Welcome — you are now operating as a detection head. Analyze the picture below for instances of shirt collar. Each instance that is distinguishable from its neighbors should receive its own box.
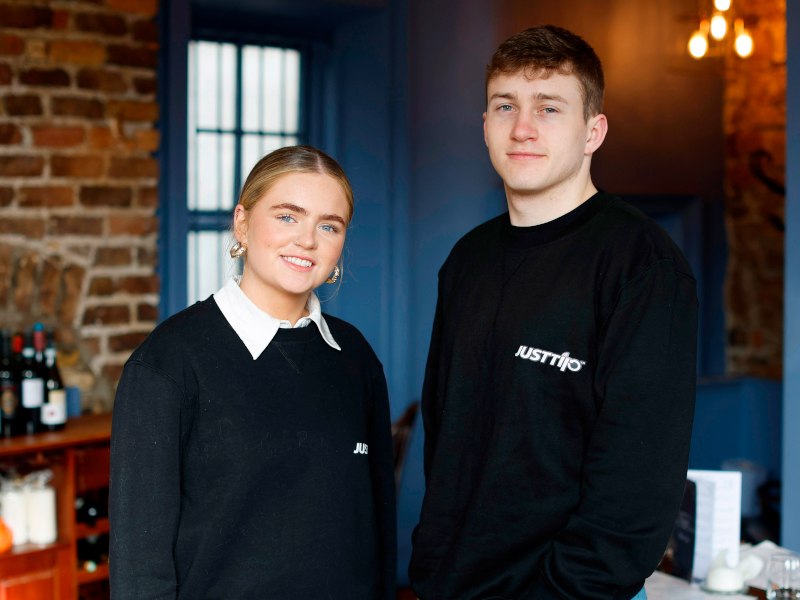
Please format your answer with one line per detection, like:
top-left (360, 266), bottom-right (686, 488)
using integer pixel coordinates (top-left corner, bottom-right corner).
top-left (213, 278), bottom-right (341, 360)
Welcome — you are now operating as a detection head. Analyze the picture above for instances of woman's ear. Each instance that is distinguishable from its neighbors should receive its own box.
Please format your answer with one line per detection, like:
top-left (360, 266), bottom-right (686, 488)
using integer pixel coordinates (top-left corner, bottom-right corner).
top-left (233, 204), bottom-right (248, 242)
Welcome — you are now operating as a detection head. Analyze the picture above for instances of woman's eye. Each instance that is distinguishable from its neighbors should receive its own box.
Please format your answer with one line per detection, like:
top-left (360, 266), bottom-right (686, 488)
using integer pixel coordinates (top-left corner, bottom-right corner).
top-left (277, 214), bottom-right (296, 223)
top-left (320, 224), bottom-right (339, 234)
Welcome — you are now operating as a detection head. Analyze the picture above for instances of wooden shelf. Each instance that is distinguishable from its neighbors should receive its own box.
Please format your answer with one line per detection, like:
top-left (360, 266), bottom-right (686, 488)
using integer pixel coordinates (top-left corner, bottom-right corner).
top-left (0, 413), bottom-right (112, 600)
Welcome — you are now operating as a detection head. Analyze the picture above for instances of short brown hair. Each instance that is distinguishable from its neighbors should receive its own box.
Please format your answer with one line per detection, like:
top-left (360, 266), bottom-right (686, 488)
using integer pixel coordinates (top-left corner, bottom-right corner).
top-left (238, 145), bottom-right (354, 224)
top-left (486, 25), bottom-right (604, 121)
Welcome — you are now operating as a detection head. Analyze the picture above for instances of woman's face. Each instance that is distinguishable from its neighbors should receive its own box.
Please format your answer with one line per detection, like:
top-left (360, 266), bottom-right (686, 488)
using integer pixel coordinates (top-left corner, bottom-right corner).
top-left (234, 171), bottom-right (349, 313)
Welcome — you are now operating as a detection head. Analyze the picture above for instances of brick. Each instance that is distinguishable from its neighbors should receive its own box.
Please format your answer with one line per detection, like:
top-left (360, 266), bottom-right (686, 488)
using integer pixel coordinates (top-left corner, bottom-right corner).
top-left (0, 34), bottom-right (25, 56)
top-left (137, 302), bottom-right (158, 321)
top-left (109, 215), bottom-right (158, 236)
top-left (82, 305), bottom-right (130, 325)
top-left (0, 187), bottom-right (13, 207)
top-left (137, 247), bottom-right (157, 267)
top-left (88, 276), bottom-right (114, 296)
top-left (4, 95), bottom-right (43, 116)
top-left (137, 186), bottom-right (157, 208)
top-left (128, 129), bottom-right (160, 152)
top-left (52, 96), bottom-right (104, 119)
top-left (57, 265), bottom-right (86, 326)
top-left (0, 5), bottom-right (53, 29)
top-left (107, 0), bottom-right (158, 16)
top-left (13, 252), bottom-right (39, 313)
top-left (74, 12), bottom-right (127, 36)
top-left (26, 39), bottom-right (46, 61)
top-left (0, 63), bottom-right (11, 85)
top-left (0, 244), bottom-right (12, 308)
top-left (20, 186), bottom-right (74, 207)
top-left (109, 157), bottom-right (158, 179)
top-left (48, 216), bottom-right (103, 236)
top-left (49, 41), bottom-right (106, 65)
top-left (80, 185), bottom-right (132, 207)
top-left (94, 247), bottom-right (131, 266)
top-left (107, 44), bottom-right (157, 68)
top-left (108, 331), bottom-right (149, 353)
top-left (88, 126), bottom-right (116, 149)
top-left (51, 155), bottom-right (104, 178)
top-left (39, 257), bottom-right (61, 318)
top-left (102, 362), bottom-right (125, 385)
top-left (0, 155), bottom-right (45, 177)
top-left (131, 19), bottom-right (158, 43)
top-left (133, 76), bottom-right (156, 95)
top-left (32, 126), bottom-right (86, 148)
top-left (118, 275), bottom-right (159, 294)
top-left (0, 123), bottom-right (22, 145)
top-left (107, 100), bottom-right (158, 122)
top-left (19, 68), bottom-right (70, 87)
top-left (0, 218), bottom-right (45, 238)
top-left (77, 68), bottom-right (128, 93)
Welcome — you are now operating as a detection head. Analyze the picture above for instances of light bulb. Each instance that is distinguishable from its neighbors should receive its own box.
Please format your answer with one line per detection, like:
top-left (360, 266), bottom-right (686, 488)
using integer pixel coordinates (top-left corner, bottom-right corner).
top-left (688, 30), bottom-right (709, 59)
top-left (714, 0), bottom-right (731, 11)
top-left (735, 30), bottom-right (754, 57)
top-left (710, 14), bottom-right (728, 40)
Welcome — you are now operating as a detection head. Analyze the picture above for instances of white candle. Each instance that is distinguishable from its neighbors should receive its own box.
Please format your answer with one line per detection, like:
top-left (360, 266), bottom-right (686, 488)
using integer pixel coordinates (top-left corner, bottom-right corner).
top-left (1, 488), bottom-right (29, 545)
top-left (27, 485), bottom-right (57, 545)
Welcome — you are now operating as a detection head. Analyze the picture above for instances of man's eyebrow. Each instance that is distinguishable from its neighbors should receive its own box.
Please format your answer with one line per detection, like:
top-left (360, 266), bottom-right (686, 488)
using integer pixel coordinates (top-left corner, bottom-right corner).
top-left (535, 92), bottom-right (568, 103)
top-left (488, 91), bottom-right (517, 102)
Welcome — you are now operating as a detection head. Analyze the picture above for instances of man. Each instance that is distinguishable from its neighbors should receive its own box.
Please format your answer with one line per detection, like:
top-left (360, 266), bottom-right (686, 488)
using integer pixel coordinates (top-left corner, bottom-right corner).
top-left (409, 25), bottom-right (697, 600)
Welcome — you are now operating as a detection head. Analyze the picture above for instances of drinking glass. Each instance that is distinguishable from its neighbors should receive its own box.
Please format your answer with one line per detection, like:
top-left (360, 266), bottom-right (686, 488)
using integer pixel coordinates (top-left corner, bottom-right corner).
top-left (766, 553), bottom-right (800, 599)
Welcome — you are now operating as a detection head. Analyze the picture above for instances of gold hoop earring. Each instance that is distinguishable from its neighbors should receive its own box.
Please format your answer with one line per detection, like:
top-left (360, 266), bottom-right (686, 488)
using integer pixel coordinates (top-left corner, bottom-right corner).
top-left (326, 264), bottom-right (340, 284)
top-left (230, 241), bottom-right (247, 258)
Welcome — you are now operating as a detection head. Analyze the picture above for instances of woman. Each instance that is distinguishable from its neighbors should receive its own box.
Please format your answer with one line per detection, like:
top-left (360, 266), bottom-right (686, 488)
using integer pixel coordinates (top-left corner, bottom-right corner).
top-left (109, 145), bottom-right (396, 600)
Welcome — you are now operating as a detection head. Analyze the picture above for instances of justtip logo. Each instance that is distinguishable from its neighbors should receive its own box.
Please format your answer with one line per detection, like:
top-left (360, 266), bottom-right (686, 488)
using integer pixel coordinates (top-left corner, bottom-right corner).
top-left (514, 345), bottom-right (586, 372)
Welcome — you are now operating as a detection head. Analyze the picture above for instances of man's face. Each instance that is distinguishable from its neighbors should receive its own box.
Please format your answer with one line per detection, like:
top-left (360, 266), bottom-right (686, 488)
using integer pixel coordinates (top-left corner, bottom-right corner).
top-left (483, 70), bottom-right (605, 200)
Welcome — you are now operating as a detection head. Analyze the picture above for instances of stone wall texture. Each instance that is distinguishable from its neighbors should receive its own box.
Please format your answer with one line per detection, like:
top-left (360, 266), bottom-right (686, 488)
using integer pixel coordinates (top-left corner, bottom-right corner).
top-left (723, 0), bottom-right (787, 379)
top-left (0, 0), bottom-right (159, 411)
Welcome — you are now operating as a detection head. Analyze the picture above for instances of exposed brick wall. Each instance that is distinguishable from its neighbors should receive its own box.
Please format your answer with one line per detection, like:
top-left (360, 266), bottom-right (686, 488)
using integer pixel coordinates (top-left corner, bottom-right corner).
top-left (723, 0), bottom-right (786, 378)
top-left (0, 0), bottom-right (159, 411)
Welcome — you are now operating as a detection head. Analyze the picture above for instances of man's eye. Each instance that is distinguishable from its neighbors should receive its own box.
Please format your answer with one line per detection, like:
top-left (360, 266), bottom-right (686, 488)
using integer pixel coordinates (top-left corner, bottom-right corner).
top-left (498, 104), bottom-right (513, 111)
top-left (320, 224), bottom-right (339, 233)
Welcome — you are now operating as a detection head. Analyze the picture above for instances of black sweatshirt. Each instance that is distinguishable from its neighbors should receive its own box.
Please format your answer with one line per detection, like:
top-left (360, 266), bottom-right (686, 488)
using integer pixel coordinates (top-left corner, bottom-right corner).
top-left (409, 192), bottom-right (698, 600)
top-left (109, 298), bottom-right (396, 600)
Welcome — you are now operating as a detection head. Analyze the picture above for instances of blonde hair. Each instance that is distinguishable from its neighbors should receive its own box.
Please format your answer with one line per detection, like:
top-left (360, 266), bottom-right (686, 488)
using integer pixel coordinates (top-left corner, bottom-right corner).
top-left (237, 145), bottom-right (354, 223)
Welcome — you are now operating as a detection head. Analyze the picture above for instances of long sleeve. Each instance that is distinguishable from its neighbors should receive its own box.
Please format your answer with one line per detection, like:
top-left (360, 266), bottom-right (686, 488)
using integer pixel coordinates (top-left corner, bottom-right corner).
top-left (109, 360), bottom-right (186, 600)
top-left (368, 363), bottom-right (398, 600)
top-left (527, 260), bottom-right (698, 599)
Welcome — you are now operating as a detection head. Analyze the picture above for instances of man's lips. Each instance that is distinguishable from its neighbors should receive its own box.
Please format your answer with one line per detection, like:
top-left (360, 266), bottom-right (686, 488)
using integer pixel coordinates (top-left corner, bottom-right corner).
top-left (507, 151), bottom-right (545, 160)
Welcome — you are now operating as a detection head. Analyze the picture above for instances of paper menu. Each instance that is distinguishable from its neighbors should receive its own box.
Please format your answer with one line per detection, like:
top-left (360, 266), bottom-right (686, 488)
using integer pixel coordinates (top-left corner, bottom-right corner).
top-left (686, 469), bottom-right (742, 582)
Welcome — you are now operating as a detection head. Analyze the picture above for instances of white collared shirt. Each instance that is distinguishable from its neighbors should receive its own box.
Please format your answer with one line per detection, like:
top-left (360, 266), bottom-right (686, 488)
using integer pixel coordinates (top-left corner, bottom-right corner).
top-left (213, 278), bottom-right (341, 360)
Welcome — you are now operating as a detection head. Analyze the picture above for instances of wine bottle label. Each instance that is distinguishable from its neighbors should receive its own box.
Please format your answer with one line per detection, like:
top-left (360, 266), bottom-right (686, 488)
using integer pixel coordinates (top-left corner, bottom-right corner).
top-left (42, 390), bottom-right (67, 425)
top-left (1, 385), bottom-right (18, 416)
top-left (21, 378), bottom-right (45, 408)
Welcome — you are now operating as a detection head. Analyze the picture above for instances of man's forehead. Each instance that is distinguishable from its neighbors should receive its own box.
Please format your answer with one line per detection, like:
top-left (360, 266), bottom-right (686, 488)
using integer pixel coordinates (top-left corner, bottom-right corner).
top-left (487, 70), bottom-right (581, 96)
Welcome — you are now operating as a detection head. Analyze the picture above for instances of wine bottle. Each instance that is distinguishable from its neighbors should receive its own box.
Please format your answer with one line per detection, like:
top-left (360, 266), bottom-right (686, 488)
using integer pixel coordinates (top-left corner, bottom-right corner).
top-left (0, 330), bottom-right (22, 437)
top-left (20, 330), bottom-right (45, 434)
top-left (41, 329), bottom-right (67, 431)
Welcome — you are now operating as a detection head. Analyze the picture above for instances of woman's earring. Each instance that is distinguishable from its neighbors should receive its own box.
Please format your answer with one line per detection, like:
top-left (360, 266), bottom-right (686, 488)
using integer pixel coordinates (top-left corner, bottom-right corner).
top-left (230, 241), bottom-right (247, 258)
top-left (326, 264), bottom-right (341, 284)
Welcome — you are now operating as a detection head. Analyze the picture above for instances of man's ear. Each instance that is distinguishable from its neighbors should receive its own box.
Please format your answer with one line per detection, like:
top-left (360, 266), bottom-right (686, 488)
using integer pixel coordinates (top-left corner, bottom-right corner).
top-left (585, 113), bottom-right (608, 155)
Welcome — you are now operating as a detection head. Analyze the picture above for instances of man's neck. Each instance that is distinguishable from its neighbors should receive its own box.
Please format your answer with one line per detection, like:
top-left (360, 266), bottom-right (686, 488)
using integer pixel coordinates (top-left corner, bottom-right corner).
top-left (506, 179), bottom-right (599, 227)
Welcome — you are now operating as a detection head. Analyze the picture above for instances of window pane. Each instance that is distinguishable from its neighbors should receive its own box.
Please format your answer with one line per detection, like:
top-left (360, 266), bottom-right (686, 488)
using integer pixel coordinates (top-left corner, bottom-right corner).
top-left (187, 231), bottom-right (234, 306)
top-left (241, 46), bottom-right (262, 132)
top-left (219, 44), bottom-right (237, 130)
top-left (283, 50), bottom-right (300, 132)
top-left (261, 47), bottom-right (283, 132)
top-left (191, 41), bottom-right (237, 131)
top-left (241, 134), bottom-right (262, 184)
top-left (191, 133), bottom-right (235, 210)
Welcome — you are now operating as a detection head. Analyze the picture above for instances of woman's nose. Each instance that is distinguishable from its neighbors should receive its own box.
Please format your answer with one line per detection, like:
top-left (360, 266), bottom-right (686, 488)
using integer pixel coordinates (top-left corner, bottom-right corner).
top-left (294, 224), bottom-right (318, 249)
